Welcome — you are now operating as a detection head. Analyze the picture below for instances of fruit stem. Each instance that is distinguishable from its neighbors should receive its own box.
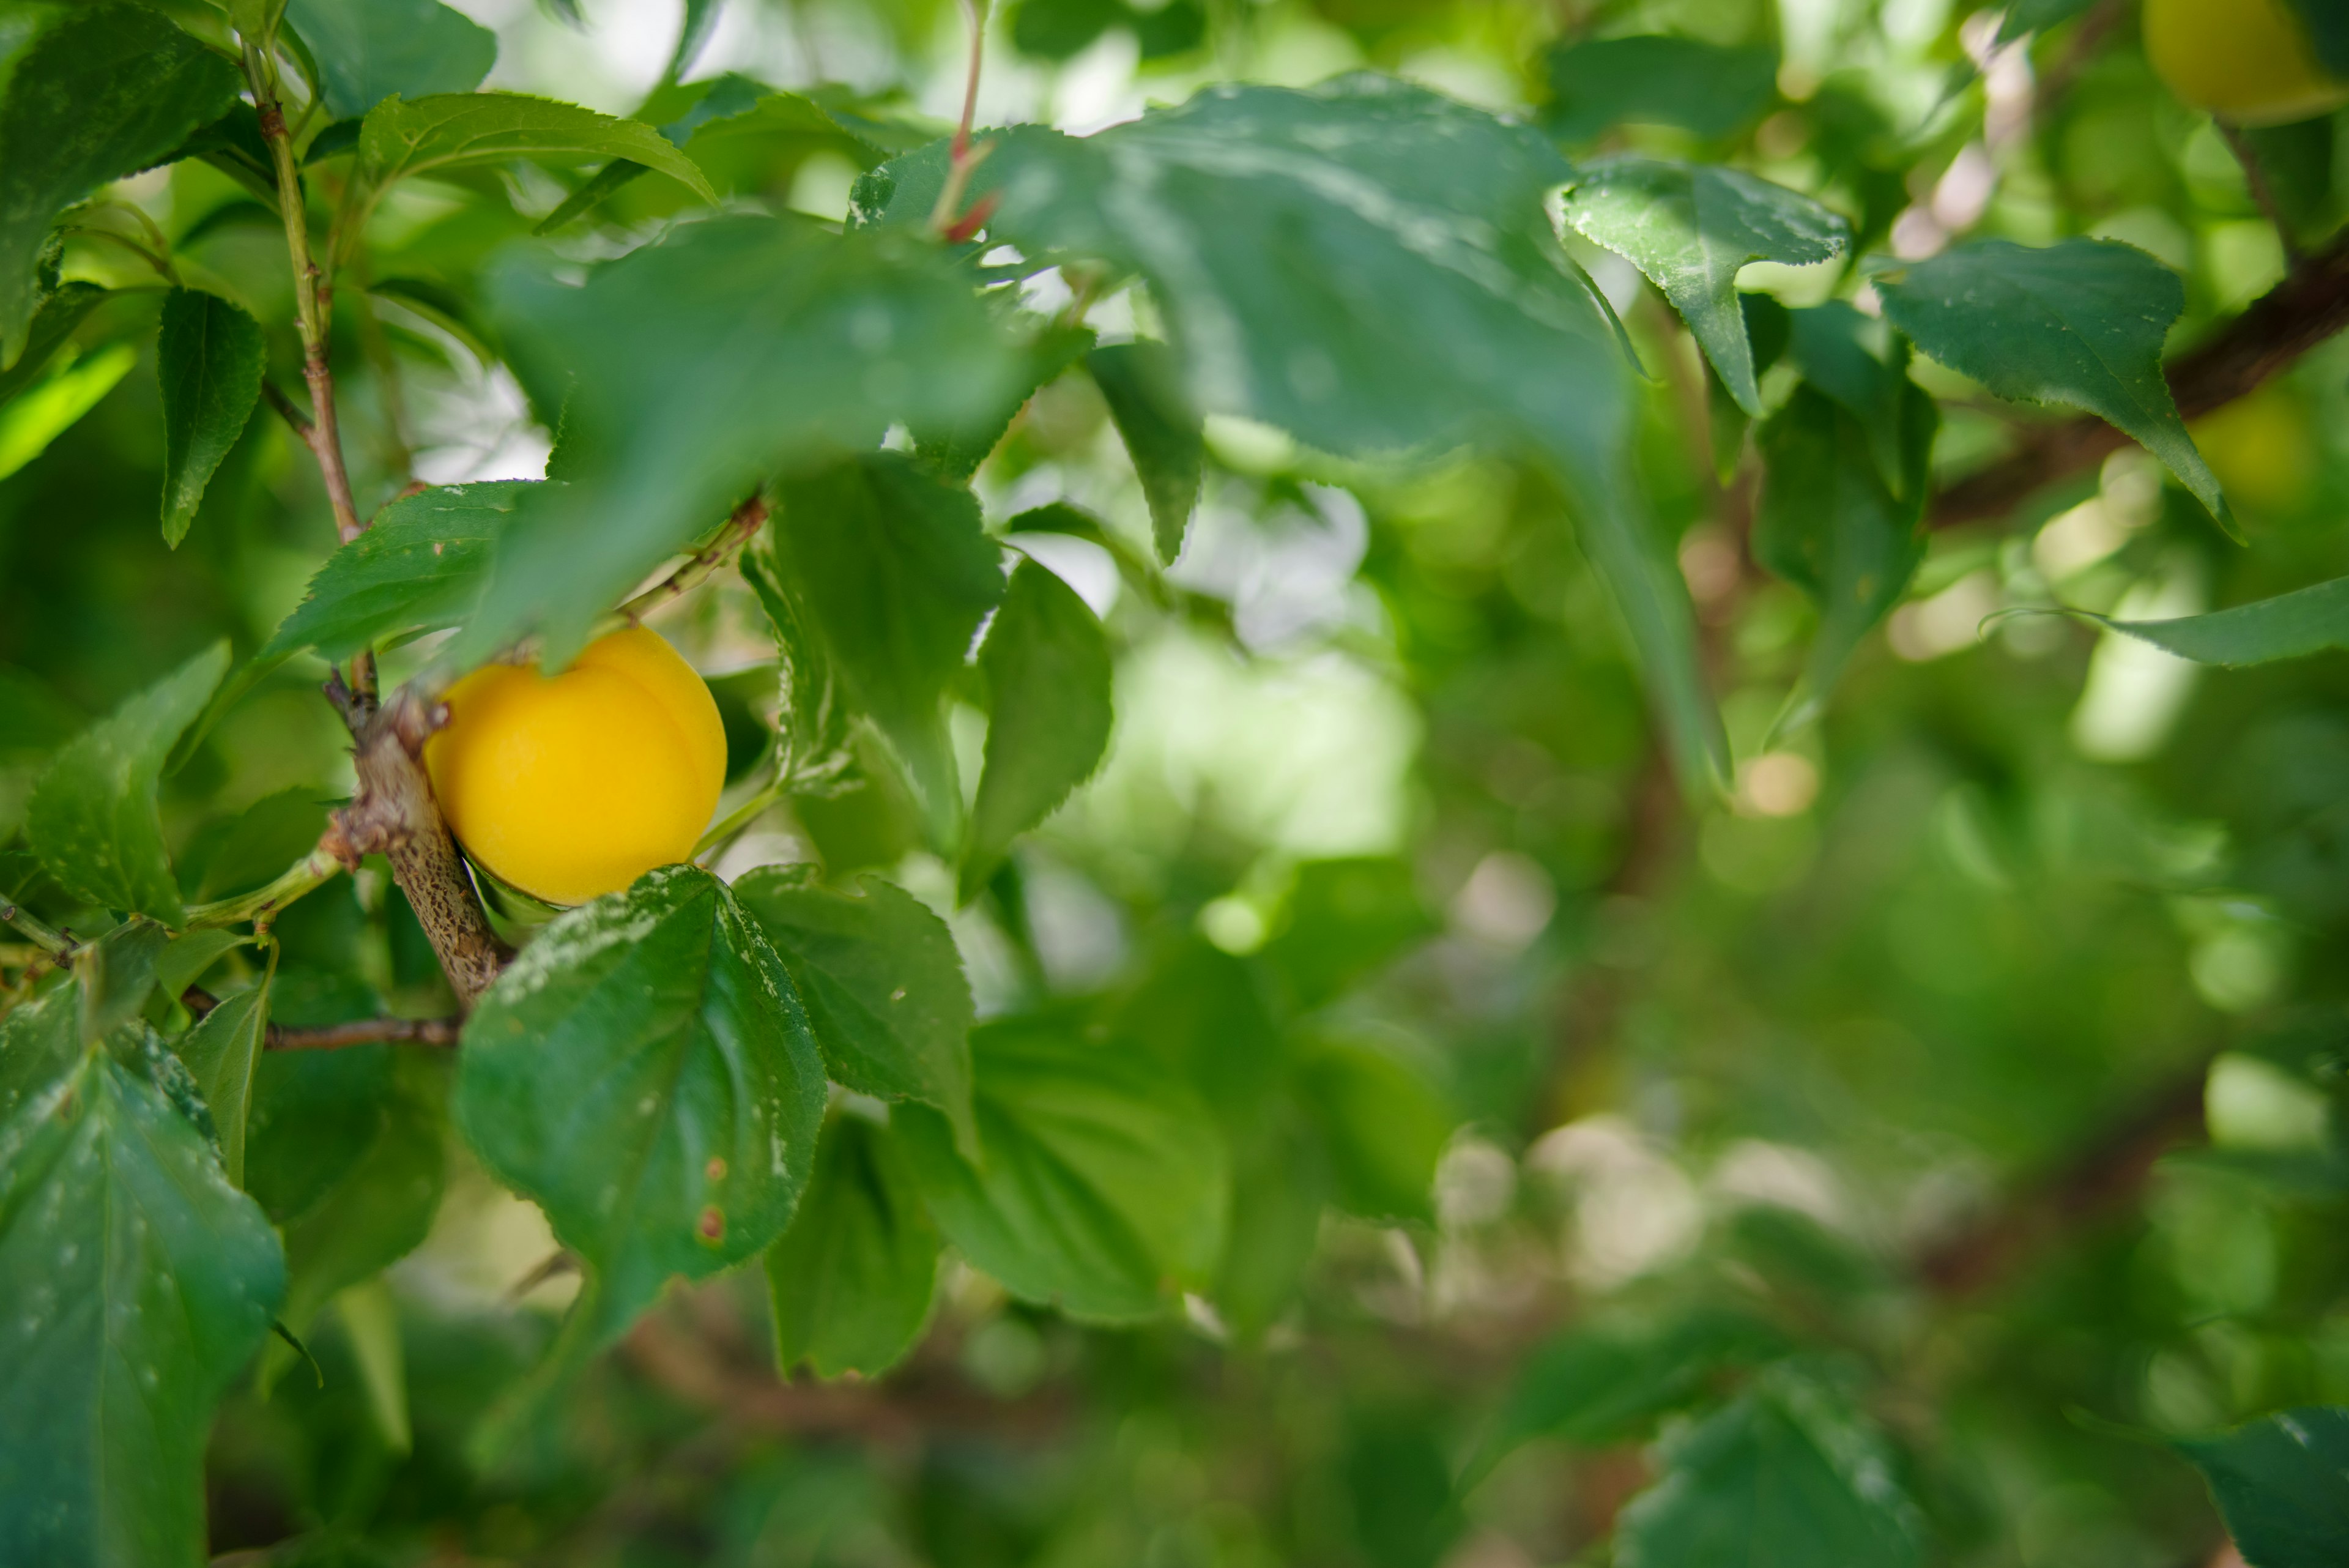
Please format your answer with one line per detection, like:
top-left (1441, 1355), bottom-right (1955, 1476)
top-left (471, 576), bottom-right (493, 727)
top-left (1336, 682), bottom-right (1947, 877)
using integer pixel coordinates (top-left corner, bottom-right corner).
top-left (694, 778), bottom-right (787, 861)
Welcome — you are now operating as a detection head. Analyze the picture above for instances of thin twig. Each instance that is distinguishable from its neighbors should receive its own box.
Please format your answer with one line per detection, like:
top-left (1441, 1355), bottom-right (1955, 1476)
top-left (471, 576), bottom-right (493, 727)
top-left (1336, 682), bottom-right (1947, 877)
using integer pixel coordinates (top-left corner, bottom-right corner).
top-left (2030, 0), bottom-right (2126, 111)
top-left (184, 987), bottom-right (459, 1050)
top-left (928, 0), bottom-right (996, 236)
top-left (614, 496), bottom-right (771, 626)
top-left (182, 845), bottom-right (344, 932)
top-left (260, 378), bottom-right (314, 437)
top-left (0, 904), bottom-right (74, 959)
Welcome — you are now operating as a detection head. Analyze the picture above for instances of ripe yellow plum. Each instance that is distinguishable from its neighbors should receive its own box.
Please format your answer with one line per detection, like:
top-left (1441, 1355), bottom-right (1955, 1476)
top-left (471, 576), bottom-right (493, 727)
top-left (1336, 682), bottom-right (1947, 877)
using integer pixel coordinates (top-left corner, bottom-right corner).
top-left (424, 626), bottom-right (727, 905)
top-left (2145, 0), bottom-right (2349, 126)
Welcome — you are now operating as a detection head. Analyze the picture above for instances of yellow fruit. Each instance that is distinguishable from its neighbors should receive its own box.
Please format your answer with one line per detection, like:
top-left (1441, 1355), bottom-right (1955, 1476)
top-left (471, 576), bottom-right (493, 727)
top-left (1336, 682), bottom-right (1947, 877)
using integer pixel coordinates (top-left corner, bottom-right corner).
top-left (424, 627), bottom-right (727, 905)
top-left (2145, 0), bottom-right (2349, 126)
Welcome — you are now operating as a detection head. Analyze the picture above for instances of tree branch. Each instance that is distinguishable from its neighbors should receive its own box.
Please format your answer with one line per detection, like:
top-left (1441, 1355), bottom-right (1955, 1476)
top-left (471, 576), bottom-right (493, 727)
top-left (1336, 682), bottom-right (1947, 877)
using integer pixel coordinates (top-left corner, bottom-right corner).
top-left (1929, 228), bottom-right (2349, 530)
top-left (613, 495), bottom-right (770, 626)
top-left (184, 987), bottom-right (459, 1050)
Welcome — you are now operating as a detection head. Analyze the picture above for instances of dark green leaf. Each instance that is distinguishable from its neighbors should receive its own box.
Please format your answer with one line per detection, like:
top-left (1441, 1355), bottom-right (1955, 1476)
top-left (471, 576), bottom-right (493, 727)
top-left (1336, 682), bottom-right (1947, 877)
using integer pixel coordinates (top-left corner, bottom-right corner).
top-left (766, 453), bottom-right (1006, 833)
top-left (75, 913), bottom-right (170, 1042)
top-left (468, 217), bottom-right (1017, 666)
top-left (27, 640), bottom-right (230, 924)
top-left (1874, 238), bottom-right (2232, 535)
top-left (1114, 936), bottom-right (1287, 1134)
top-left (244, 990), bottom-right (389, 1227)
top-left (2082, 575), bottom-right (2349, 666)
top-left (1754, 384), bottom-right (1935, 708)
top-left (176, 973), bottom-right (269, 1185)
top-left (284, 0), bottom-right (498, 121)
top-left (456, 864), bottom-right (828, 1342)
top-left (1262, 856), bottom-right (1434, 1009)
top-left (963, 559), bottom-right (1113, 900)
top-left (1562, 158), bottom-right (1848, 417)
top-left (1617, 1370), bottom-right (1923, 1568)
top-left (739, 545), bottom-right (858, 796)
top-left (2178, 1406), bottom-right (2349, 1568)
top-left (766, 1110), bottom-right (940, 1378)
top-left (1545, 34), bottom-right (1779, 143)
top-left (1212, 1112), bottom-right (1327, 1340)
top-left (2001, 0), bottom-right (2102, 42)
top-left (1088, 340), bottom-right (1202, 562)
top-left (914, 321), bottom-right (1093, 482)
top-left (358, 92), bottom-right (716, 204)
top-left (1783, 302), bottom-right (1915, 499)
top-left (151, 927), bottom-right (246, 1001)
top-left (0, 2), bottom-right (242, 366)
top-left (1296, 1038), bottom-right (1453, 1224)
top-left (262, 480), bottom-right (530, 661)
top-left (0, 281), bottom-right (107, 404)
top-left (156, 288), bottom-right (265, 548)
top-left (0, 663), bottom-right (81, 759)
top-left (732, 864), bottom-right (976, 1152)
top-left (0, 1043), bottom-right (284, 1568)
top-left (896, 1013), bottom-right (1229, 1321)
top-left (189, 787), bottom-right (332, 902)
top-left (278, 1048), bottom-right (446, 1333)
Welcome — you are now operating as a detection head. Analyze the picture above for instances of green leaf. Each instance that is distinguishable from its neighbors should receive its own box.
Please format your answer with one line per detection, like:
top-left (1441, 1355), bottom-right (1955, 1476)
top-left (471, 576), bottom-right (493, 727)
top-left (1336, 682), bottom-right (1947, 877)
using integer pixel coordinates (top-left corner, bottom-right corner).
top-left (0, 1044), bottom-right (285, 1568)
top-left (732, 864), bottom-right (977, 1153)
top-left (1562, 158), bottom-right (1848, 417)
top-left (739, 546), bottom-right (858, 796)
top-left (283, 0), bottom-right (498, 121)
top-left (2178, 1406), bottom-right (2349, 1568)
top-left (1873, 238), bottom-right (2233, 536)
top-left (75, 913), bottom-right (171, 1042)
top-left (358, 92), bottom-right (716, 204)
top-left (1754, 384), bottom-right (1936, 709)
top-left (963, 559), bottom-right (1113, 901)
top-left (1295, 1038), bottom-right (1453, 1224)
top-left (27, 640), bottom-right (230, 925)
top-left (1212, 1112), bottom-right (1327, 1340)
top-left (1262, 856), bottom-right (1435, 1009)
top-left (0, 280), bottom-right (108, 404)
top-left (1617, 1370), bottom-right (1923, 1568)
top-left (914, 319), bottom-right (1094, 483)
top-left (0, 980), bottom-right (79, 1121)
top-left (1468, 1310), bottom-right (1789, 1483)
top-left (468, 217), bottom-right (1017, 667)
top-left (1544, 34), bottom-right (1779, 143)
top-left (896, 1013), bottom-right (1230, 1321)
top-left (0, 341), bottom-right (136, 480)
top-left (152, 927), bottom-right (245, 1000)
top-left (456, 864), bottom-right (828, 1342)
top-left (156, 288), bottom-right (265, 548)
top-left (278, 1048), bottom-right (446, 1334)
top-left (766, 453), bottom-right (1006, 834)
top-left (766, 1110), bottom-right (941, 1378)
top-left (2077, 575), bottom-right (2349, 666)
top-left (1088, 340), bottom-right (1202, 562)
top-left (668, 0), bottom-right (725, 82)
top-left (0, 663), bottom-right (81, 761)
top-left (1782, 302), bottom-right (1916, 499)
top-left (176, 975), bottom-right (269, 1185)
top-left (0, 2), bottom-right (242, 366)
top-left (907, 77), bottom-right (1721, 786)
top-left (261, 480), bottom-right (528, 661)
top-left (2000, 0), bottom-right (2100, 43)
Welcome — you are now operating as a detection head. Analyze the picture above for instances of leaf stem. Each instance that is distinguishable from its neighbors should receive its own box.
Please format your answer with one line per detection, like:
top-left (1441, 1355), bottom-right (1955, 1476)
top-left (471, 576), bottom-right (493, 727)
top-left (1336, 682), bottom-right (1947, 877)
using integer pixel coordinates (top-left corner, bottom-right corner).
top-left (183, 845), bottom-right (345, 931)
top-left (0, 903), bottom-right (74, 959)
top-left (694, 778), bottom-right (787, 861)
top-left (612, 494), bottom-right (771, 628)
top-left (929, 0), bottom-right (996, 236)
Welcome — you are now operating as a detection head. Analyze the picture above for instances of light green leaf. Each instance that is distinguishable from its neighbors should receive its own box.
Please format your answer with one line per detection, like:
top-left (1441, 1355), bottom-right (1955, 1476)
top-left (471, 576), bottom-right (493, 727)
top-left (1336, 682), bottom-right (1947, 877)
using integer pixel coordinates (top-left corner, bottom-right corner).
top-left (2079, 575), bottom-right (2349, 666)
top-left (0, 2), bottom-right (242, 366)
top-left (27, 640), bottom-right (230, 925)
top-left (1544, 33), bottom-right (1779, 143)
top-left (456, 864), bottom-right (828, 1343)
top-left (0, 341), bottom-right (136, 480)
top-left (766, 453), bottom-right (1006, 834)
top-left (1088, 340), bottom-right (1202, 562)
top-left (75, 913), bottom-right (171, 1042)
top-left (0, 1042), bottom-right (285, 1568)
top-left (334, 1277), bottom-right (412, 1454)
top-left (896, 1013), bottom-right (1230, 1322)
top-left (0, 979), bottom-right (78, 1121)
top-left (1617, 1369), bottom-right (1924, 1568)
top-left (739, 546), bottom-right (858, 797)
top-left (152, 927), bottom-right (246, 1000)
top-left (0, 281), bottom-right (109, 404)
top-left (1295, 1038), bottom-right (1453, 1224)
top-left (963, 558), bottom-right (1113, 901)
top-left (1563, 158), bottom-right (1848, 417)
top-left (157, 288), bottom-right (265, 548)
top-left (1754, 383), bottom-right (1936, 710)
top-left (283, 0), bottom-right (497, 121)
top-left (261, 480), bottom-right (529, 661)
top-left (732, 864), bottom-right (976, 1154)
top-left (1212, 1113), bottom-right (1327, 1341)
top-left (468, 217), bottom-right (1017, 667)
top-left (176, 972), bottom-right (269, 1186)
top-left (1873, 238), bottom-right (2233, 536)
top-left (0, 663), bottom-right (81, 760)
top-left (358, 91), bottom-right (716, 204)
top-left (2178, 1406), bottom-right (2349, 1568)
top-left (766, 1110), bottom-right (941, 1379)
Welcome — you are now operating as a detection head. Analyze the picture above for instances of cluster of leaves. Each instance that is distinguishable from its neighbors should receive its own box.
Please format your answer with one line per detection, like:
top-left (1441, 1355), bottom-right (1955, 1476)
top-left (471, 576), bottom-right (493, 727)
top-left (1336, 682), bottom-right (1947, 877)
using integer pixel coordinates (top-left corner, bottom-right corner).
top-left (4, 0), bottom-right (2349, 1564)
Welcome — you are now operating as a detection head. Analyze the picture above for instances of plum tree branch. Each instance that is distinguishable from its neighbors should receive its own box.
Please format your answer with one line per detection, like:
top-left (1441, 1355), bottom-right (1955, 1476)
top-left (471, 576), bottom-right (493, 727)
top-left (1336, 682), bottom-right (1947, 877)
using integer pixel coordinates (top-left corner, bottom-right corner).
top-left (184, 987), bottom-right (459, 1050)
top-left (1928, 226), bottom-right (2349, 530)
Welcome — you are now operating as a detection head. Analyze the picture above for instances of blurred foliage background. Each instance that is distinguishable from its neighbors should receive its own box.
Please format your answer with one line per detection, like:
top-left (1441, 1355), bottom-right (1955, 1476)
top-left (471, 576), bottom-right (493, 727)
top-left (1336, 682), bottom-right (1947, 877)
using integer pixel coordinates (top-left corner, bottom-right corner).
top-left (6, 0), bottom-right (2349, 1564)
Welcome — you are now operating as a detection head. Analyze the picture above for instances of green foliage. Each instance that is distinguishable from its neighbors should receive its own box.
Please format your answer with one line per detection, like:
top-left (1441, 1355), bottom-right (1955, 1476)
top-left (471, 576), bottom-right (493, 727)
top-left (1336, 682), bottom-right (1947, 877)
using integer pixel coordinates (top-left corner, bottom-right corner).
top-left (27, 640), bottom-right (228, 924)
top-left (175, 973), bottom-right (268, 1184)
top-left (262, 480), bottom-right (529, 660)
top-left (284, 0), bottom-right (499, 121)
top-left (767, 1109), bottom-right (941, 1378)
top-left (2088, 574), bottom-right (2349, 665)
top-left (155, 288), bottom-right (265, 548)
top-left (358, 91), bottom-right (715, 206)
top-left (1087, 340), bottom-right (1203, 562)
top-left (1544, 34), bottom-right (1779, 143)
top-left (0, 1034), bottom-right (284, 1568)
top-left (456, 865), bottom-right (827, 1342)
top-left (2178, 1406), bottom-right (2349, 1567)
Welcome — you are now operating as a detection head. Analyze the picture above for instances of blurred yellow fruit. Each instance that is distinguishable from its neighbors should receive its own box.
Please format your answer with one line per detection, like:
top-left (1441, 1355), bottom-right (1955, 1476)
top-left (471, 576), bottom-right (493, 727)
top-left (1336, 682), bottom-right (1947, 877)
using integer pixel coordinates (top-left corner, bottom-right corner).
top-left (2145, 0), bottom-right (2349, 126)
top-left (425, 626), bottom-right (727, 905)
top-left (2192, 386), bottom-right (2317, 516)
